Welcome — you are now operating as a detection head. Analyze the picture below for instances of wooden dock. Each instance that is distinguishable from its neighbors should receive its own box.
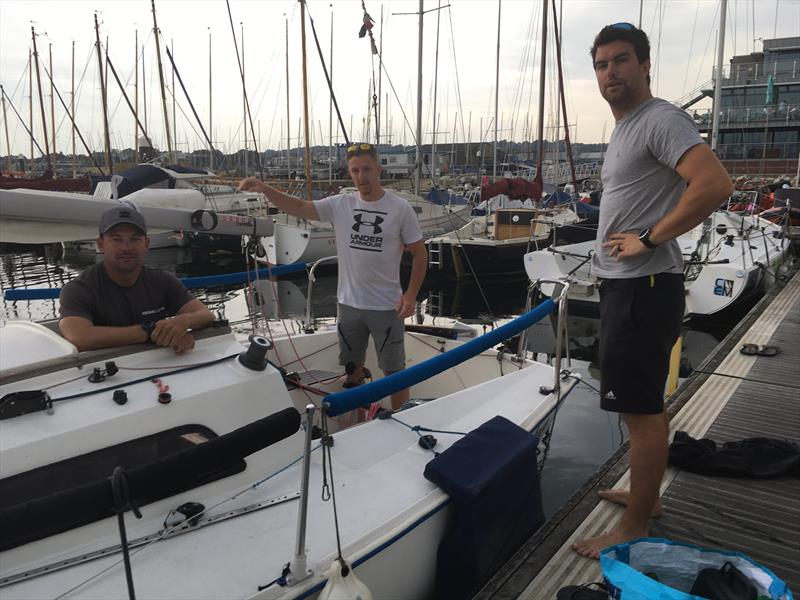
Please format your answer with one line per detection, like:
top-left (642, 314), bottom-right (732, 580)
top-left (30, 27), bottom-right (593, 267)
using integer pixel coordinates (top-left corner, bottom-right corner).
top-left (477, 267), bottom-right (800, 599)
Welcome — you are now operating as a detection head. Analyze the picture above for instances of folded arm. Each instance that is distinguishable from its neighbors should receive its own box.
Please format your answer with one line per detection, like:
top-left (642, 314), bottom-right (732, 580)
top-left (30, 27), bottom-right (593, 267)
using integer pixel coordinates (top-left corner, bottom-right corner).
top-left (59, 299), bottom-right (214, 353)
top-left (605, 143), bottom-right (733, 259)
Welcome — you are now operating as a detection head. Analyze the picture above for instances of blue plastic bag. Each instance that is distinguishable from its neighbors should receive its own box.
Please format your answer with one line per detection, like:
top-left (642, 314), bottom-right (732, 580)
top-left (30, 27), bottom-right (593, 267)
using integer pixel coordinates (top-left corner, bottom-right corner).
top-left (600, 537), bottom-right (794, 600)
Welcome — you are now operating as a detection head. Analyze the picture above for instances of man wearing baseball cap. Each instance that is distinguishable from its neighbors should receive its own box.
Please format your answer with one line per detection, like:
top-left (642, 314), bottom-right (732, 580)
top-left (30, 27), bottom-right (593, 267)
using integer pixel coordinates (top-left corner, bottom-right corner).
top-left (59, 205), bottom-right (213, 353)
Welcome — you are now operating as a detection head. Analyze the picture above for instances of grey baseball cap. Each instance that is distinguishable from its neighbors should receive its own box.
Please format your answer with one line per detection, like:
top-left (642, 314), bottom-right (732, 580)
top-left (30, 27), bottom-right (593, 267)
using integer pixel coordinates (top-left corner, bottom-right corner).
top-left (98, 205), bottom-right (147, 235)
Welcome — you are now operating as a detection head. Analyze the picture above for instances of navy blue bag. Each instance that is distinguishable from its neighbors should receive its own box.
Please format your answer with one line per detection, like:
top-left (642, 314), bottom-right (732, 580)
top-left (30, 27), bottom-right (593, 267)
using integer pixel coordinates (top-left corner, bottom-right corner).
top-left (423, 415), bottom-right (545, 600)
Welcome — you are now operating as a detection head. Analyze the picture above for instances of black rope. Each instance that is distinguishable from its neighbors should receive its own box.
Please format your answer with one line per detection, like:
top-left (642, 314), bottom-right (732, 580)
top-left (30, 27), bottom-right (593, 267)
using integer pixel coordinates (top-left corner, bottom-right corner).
top-left (110, 467), bottom-right (142, 600)
top-left (49, 353), bottom-right (239, 404)
top-left (692, 369), bottom-right (800, 390)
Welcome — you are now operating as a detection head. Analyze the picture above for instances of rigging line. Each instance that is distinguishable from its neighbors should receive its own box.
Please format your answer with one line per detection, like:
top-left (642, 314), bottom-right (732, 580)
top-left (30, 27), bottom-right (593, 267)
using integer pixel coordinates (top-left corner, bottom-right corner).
top-left (52, 445), bottom-right (319, 600)
top-left (162, 39), bottom-right (214, 155)
top-left (505, 7), bottom-right (532, 141)
top-left (0, 87), bottom-right (45, 157)
top-left (692, 1), bottom-right (720, 92)
top-left (374, 52), bottom-right (419, 148)
top-left (104, 52), bottom-right (154, 150)
top-left (224, 0), bottom-right (263, 179)
top-left (303, 0), bottom-right (351, 146)
top-left (682, 1), bottom-right (701, 94)
top-left (445, 7), bottom-right (467, 145)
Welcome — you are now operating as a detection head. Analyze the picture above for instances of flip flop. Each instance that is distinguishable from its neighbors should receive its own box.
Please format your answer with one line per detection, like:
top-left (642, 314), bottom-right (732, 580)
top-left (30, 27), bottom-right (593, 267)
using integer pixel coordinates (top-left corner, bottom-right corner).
top-left (739, 343), bottom-right (780, 357)
top-left (556, 582), bottom-right (609, 599)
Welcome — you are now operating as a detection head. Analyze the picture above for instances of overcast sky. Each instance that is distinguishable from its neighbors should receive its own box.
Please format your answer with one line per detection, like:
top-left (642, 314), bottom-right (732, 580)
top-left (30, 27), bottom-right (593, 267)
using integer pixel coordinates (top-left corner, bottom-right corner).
top-left (1, 0), bottom-right (798, 157)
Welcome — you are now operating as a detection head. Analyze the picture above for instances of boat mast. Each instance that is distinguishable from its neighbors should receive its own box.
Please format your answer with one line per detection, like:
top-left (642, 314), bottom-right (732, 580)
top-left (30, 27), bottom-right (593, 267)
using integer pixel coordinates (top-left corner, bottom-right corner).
top-left (241, 24), bottom-right (248, 177)
top-left (535, 0), bottom-right (549, 199)
top-left (134, 31), bottom-right (138, 160)
top-left (414, 0), bottom-right (423, 196)
top-left (171, 38), bottom-right (176, 160)
top-left (286, 14), bottom-right (291, 180)
top-left (72, 40), bottom-right (76, 177)
top-left (49, 43), bottom-right (56, 174)
top-left (432, 0), bottom-right (441, 179)
top-left (209, 27), bottom-right (213, 170)
top-left (31, 26), bottom-right (52, 174)
top-left (151, 0), bottom-right (174, 162)
top-left (94, 14), bottom-right (113, 174)
top-left (1, 85), bottom-right (10, 174)
top-left (376, 5), bottom-right (383, 146)
top-left (710, 0), bottom-right (727, 152)
top-left (493, 0), bottom-right (500, 182)
top-left (328, 4), bottom-right (333, 186)
top-left (300, 0), bottom-right (313, 201)
top-left (29, 49), bottom-right (33, 173)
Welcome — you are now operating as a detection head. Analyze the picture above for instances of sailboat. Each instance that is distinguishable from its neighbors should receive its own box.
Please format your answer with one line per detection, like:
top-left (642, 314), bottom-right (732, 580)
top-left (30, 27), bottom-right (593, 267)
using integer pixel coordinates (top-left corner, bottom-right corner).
top-left (523, 210), bottom-right (791, 317)
top-left (0, 184), bottom-right (579, 599)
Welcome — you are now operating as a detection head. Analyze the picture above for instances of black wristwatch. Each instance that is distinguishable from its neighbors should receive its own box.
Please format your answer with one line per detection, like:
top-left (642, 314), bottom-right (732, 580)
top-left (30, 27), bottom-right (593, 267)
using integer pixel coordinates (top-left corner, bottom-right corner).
top-left (141, 321), bottom-right (156, 341)
top-left (638, 228), bottom-right (658, 250)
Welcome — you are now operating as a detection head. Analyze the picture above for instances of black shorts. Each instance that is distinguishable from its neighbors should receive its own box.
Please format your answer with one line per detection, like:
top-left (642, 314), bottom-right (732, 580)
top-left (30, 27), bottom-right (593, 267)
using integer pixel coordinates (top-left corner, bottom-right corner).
top-left (599, 273), bottom-right (684, 415)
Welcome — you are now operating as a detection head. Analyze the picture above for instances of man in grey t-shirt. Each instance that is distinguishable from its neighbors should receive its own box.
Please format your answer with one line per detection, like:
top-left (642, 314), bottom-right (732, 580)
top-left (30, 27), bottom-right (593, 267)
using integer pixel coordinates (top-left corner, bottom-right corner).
top-left (59, 206), bottom-right (214, 353)
top-left (572, 24), bottom-right (733, 559)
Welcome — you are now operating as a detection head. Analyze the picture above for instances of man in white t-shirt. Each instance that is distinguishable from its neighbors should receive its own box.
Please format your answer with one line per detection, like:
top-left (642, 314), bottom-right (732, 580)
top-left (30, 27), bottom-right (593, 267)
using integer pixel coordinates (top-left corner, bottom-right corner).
top-left (239, 143), bottom-right (427, 410)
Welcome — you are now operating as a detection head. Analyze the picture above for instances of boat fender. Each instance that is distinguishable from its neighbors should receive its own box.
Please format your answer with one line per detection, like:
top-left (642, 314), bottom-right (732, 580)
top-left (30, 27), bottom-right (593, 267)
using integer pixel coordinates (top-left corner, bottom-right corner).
top-left (163, 501), bottom-right (206, 528)
top-left (113, 390), bottom-right (128, 405)
top-left (419, 434), bottom-right (438, 450)
top-left (319, 560), bottom-right (373, 600)
top-left (238, 335), bottom-right (274, 371)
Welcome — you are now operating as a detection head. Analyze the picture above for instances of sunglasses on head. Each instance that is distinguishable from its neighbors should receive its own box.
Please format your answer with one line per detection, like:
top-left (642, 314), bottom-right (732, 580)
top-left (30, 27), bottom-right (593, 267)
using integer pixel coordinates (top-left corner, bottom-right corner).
top-left (347, 143), bottom-right (374, 154)
top-left (609, 22), bottom-right (636, 30)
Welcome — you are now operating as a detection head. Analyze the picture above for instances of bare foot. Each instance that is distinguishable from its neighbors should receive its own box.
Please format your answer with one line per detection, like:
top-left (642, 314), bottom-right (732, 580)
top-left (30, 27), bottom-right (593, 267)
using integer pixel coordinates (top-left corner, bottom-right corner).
top-left (571, 526), bottom-right (648, 559)
top-left (598, 488), bottom-right (664, 518)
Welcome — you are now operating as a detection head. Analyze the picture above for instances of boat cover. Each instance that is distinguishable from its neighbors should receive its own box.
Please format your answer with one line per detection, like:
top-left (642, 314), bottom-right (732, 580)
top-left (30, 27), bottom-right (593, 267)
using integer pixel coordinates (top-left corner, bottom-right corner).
top-left (480, 177), bottom-right (543, 202)
top-left (423, 415), bottom-right (544, 600)
top-left (0, 407), bottom-right (300, 551)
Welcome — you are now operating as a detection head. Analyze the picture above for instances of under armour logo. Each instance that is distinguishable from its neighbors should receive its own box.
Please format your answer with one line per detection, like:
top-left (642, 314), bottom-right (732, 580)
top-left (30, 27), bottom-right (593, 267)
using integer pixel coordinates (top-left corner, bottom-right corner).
top-left (352, 214), bottom-right (384, 234)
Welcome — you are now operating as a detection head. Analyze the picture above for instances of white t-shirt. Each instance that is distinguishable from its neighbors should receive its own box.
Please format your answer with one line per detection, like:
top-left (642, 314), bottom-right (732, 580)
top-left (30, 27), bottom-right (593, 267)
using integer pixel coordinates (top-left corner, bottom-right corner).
top-left (314, 190), bottom-right (423, 310)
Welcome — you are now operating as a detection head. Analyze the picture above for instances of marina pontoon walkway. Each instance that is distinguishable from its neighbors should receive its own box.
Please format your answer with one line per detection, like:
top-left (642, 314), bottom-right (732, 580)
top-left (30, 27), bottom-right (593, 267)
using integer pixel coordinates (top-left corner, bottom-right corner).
top-left (477, 267), bottom-right (800, 599)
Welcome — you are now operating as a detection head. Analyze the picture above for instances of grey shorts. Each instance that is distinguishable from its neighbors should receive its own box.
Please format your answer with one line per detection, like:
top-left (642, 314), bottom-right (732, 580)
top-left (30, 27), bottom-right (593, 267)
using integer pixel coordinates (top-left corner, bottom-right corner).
top-left (336, 303), bottom-right (405, 373)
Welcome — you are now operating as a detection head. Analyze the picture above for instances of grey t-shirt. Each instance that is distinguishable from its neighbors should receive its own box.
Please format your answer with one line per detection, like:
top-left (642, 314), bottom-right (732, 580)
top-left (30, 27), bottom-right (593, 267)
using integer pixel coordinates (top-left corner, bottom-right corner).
top-left (59, 264), bottom-right (194, 326)
top-left (592, 97), bottom-right (703, 278)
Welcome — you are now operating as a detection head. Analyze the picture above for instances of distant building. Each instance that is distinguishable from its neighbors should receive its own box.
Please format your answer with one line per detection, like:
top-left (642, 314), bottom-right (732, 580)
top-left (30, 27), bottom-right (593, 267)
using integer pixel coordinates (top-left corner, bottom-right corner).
top-left (684, 36), bottom-right (799, 173)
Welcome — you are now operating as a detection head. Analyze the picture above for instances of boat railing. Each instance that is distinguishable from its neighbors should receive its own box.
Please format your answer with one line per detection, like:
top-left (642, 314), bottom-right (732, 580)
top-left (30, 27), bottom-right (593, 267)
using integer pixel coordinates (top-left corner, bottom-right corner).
top-left (518, 278), bottom-right (571, 399)
top-left (303, 255), bottom-right (338, 332)
top-left (282, 282), bottom-right (569, 587)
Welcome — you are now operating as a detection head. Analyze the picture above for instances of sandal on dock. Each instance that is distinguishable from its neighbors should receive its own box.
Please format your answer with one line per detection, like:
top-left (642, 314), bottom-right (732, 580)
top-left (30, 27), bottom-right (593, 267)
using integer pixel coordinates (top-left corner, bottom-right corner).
top-left (739, 343), bottom-right (780, 357)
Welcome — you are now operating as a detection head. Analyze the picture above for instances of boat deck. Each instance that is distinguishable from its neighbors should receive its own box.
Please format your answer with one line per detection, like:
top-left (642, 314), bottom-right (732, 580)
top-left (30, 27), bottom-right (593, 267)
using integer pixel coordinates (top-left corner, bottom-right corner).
top-left (476, 266), bottom-right (800, 599)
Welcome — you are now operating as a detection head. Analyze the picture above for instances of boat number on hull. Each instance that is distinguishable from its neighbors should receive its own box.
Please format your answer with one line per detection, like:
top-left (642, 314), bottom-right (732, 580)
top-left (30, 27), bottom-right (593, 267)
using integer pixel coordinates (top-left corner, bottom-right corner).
top-left (714, 278), bottom-right (734, 297)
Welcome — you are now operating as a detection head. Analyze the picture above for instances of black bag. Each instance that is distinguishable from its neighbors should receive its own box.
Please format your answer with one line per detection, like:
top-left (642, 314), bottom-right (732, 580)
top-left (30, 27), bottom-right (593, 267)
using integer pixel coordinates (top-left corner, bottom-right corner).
top-left (689, 561), bottom-right (758, 600)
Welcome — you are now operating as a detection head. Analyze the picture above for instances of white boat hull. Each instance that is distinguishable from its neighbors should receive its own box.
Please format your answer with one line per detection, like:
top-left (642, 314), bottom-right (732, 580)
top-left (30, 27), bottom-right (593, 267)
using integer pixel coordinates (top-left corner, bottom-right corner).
top-left (0, 312), bottom-right (569, 599)
top-left (523, 211), bottom-right (791, 316)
